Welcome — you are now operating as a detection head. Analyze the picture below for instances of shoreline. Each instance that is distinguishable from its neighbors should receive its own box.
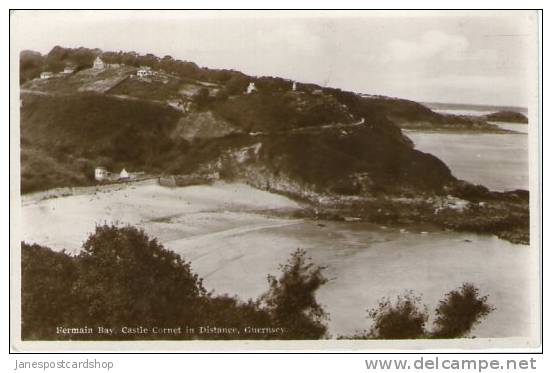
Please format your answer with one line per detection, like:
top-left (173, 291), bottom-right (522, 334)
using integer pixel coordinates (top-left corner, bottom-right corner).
top-left (21, 181), bottom-right (529, 247)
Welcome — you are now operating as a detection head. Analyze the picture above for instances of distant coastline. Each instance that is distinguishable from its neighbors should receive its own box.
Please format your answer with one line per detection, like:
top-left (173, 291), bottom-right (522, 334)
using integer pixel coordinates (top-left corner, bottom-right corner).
top-left (422, 101), bottom-right (528, 115)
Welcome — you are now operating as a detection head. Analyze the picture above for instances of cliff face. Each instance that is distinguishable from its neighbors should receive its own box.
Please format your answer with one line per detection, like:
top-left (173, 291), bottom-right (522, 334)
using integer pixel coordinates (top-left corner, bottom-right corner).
top-left (189, 122), bottom-right (455, 199)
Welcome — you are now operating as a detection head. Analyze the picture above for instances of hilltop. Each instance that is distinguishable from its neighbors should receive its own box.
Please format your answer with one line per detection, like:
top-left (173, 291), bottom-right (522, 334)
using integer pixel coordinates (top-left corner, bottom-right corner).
top-left (484, 111), bottom-right (529, 124)
top-left (21, 46), bottom-right (512, 133)
top-left (19, 46), bottom-right (529, 244)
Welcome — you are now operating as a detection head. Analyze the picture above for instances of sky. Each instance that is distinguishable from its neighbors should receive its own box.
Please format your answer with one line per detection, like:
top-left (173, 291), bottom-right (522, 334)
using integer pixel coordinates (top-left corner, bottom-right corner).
top-left (11, 10), bottom-right (538, 107)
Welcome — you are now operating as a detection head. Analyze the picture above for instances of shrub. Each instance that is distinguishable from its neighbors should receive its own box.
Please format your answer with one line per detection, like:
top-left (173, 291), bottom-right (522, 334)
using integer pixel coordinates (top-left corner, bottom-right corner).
top-left (260, 249), bottom-right (329, 339)
top-left (192, 87), bottom-right (211, 108)
top-left (21, 243), bottom-right (78, 339)
top-left (367, 291), bottom-right (429, 339)
top-left (73, 224), bottom-right (207, 328)
top-left (432, 283), bottom-right (494, 338)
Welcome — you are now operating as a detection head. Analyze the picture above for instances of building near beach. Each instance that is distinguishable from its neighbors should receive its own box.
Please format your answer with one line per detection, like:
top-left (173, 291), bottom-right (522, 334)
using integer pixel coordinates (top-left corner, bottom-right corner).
top-left (119, 169), bottom-right (129, 179)
top-left (95, 167), bottom-right (145, 182)
top-left (95, 166), bottom-right (109, 181)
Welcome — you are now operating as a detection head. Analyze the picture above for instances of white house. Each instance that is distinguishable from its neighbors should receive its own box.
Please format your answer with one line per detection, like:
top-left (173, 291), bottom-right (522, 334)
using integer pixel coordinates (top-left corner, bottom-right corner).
top-left (119, 168), bottom-right (130, 179)
top-left (40, 71), bottom-right (53, 79)
top-left (93, 56), bottom-right (106, 69)
top-left (62, 66), bottom-right (76, 74)
top-left (246, 82), bottom-right (257, 94)
top-left (95, 166), bottom-right (109, 181)
top-left (136, 66), bottom-right (153, 78)
top-left (93, 56), bottom-right (122, 70)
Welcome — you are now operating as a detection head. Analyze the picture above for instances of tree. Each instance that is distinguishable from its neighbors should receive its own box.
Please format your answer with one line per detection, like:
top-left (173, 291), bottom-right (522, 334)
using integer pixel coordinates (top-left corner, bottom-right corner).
top-left (224, 75), bottom-right (249, 95)
top-left (192, 87), bottom-right (211, 108)
top-left (432, 283), bottom-right (494, 338)
top-left (73, 224), bottom-right (207, 328)
top-left (260, 249), bottom-right (329, 339)
top-left (20, 50), bottom-right (44, 83)
top-left (21, 243), bottom-right (78, 339)
top-left (367, 291), bottom-right (428, 339)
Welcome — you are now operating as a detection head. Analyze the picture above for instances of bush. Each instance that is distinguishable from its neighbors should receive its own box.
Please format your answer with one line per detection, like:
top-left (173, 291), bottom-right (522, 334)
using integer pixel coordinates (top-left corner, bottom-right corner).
top-left (348, 284), bottom-right (494, 340)
top-left (260, 249), bottom-right (329, 339)
top-left (73, 225), bottom-right (207, 328)
top-left (192, 87), bottom-right (211, 108)
top-left (21, 243), bottom-right (78, 339)
top-left (432, 283), bottom-right (494, 338)
top-left (367, 291), bottom-right (428, 339)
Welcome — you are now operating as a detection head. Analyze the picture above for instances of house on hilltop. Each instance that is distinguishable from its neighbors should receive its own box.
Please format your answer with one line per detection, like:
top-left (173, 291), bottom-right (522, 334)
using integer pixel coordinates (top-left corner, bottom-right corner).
top-left (136, 66), bottom-right (153, 78)
top-left (39, 71), bottom-right (53, 79)
top-left (246, 82), bottom-right (257, 94)
top-left (93, 56), bottom-right (106, 69)
top-left (93, 56), bottom-right (121, 70)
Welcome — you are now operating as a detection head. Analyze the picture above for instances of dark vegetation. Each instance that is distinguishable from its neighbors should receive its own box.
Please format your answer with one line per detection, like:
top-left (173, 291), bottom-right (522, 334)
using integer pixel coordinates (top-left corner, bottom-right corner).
top-left (107, 75), bottom-right (185, 101)
top-left (212, 90), bottom-right (353, 133)
top-left (345, 284), bottom-right (494, 339)
top-left (260, 249), bottom-right (329, 339)
top-left (22, 225), bottom-right (328, 340)
top-left (20, 46), bottom-right (246, 85)
top-left (22, 225), bottom-right (493, 340)
top-left (20, 93), bottom-right (183, 193)
top-left (253, 127), bottom-right (454, 195)
top-left (366, 292), bottom-right (429, 339)
top-left (433, 284), bottom-right (494, 338)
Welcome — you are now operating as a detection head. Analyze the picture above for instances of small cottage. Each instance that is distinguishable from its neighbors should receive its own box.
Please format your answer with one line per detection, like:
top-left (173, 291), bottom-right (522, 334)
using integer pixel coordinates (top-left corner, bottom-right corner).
top-left (40, 72), bottom-right (53, 79)
top-left (95, 166), bottom-right (109, 181)
top-left (137, 66), bottom-right (153, 78)
top-left (119, 168), bottom-right (130, 179)
top-left (62, 65), bottom-right (76, 74)
top-left (93, 56), bottom-right (105, 69)
top-left (246, 82), bottom-right (257, 94)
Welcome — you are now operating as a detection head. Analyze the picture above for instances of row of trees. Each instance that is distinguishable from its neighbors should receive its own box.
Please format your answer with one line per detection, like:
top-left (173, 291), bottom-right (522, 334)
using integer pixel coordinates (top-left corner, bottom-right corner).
top-left (22, 224), bottom-right (493, 340)
top-left (20, 46), bottom-right (307, 98)
top-left (19, 46), bottom-right (250, 86)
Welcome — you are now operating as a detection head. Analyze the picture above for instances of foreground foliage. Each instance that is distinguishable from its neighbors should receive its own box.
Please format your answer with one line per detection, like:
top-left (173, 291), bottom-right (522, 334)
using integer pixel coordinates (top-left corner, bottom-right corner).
top-left (345, 284), bottom-right (494, 339)
top-left (21, 225), bottom-right (327, 340)
top-left (22, 224), bottom-right (494, 340)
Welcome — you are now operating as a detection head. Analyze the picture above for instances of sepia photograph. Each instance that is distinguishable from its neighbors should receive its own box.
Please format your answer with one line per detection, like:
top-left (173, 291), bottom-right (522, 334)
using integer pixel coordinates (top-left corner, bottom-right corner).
top-left (9, 10), bottom-right (541, 351)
